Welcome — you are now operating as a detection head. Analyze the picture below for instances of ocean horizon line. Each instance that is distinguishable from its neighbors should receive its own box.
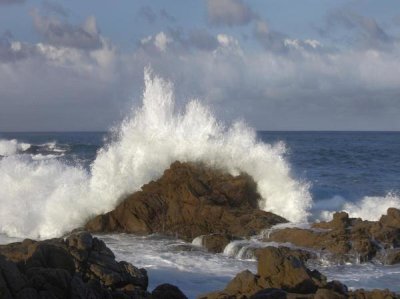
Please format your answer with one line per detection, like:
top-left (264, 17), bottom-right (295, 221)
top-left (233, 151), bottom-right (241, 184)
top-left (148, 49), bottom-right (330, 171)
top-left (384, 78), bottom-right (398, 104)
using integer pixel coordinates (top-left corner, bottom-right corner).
top-left (1, 130), bottom-right (400, 134)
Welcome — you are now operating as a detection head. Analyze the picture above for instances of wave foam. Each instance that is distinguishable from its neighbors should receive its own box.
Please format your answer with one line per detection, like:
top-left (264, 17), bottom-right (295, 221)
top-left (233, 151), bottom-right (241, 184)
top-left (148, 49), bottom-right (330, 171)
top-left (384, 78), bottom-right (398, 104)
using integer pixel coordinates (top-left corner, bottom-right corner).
top-left (0, 139), bottom-right (31, 156)
top-left (0, 156), bottom-right (90, 238)
top-left (319, 193), bottom-right (400, 221)
top-left (90, 69), bottom-right (312, 222)
top-left (0, 69), bottom-right (312, 239)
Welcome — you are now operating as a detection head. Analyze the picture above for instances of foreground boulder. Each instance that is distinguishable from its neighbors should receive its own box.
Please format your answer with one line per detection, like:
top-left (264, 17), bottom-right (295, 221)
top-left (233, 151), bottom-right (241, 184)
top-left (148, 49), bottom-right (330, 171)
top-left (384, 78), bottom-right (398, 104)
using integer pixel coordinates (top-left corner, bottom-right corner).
top-left (267, 209), bottom-right (400, 264)
top-left (198, 246), bottom-right (398, 299)
top-left (0, 231), bottom-right (184, 299)
top-left (86, 161), bottom-right (287, 242)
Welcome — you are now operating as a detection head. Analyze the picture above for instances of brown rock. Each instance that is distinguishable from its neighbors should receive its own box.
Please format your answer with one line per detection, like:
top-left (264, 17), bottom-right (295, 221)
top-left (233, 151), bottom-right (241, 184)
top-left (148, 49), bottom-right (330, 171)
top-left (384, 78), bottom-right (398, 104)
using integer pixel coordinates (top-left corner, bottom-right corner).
top-left (199, 246), bottom-right (399, 299)
top-left (349, 289), bottom-right (398, 299)
top-left (256, 247), bottom-right (326, 294)
top-left (196, 234), bottom-right (234, 253)
top-left (379, 208), bottom-right (400, 228)
top-left (313, 212), bottom-right (351, 231)
top-left (86, 161), bottom-right (287, 241)
top-left (266, 209), bottom-right (400, 263)
top-left (225, 270), bottom-right (265, 296)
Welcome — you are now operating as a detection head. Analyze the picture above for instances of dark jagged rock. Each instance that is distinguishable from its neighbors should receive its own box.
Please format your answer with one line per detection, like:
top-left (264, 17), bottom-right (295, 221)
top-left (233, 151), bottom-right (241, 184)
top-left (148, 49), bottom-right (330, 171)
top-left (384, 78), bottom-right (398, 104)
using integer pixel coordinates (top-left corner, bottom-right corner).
top-left (198, 246), bottom-right (398, 299)
top-left (266, 209), bottom-right (400, 264)
top-left (85, 161), bottom-right (287, 242)
top-left (0, 231), bottom-right (185, 299)
top-left (152, 283), bottom-right (188, 299)
top-left (250, 288), bottom-right (288, 299)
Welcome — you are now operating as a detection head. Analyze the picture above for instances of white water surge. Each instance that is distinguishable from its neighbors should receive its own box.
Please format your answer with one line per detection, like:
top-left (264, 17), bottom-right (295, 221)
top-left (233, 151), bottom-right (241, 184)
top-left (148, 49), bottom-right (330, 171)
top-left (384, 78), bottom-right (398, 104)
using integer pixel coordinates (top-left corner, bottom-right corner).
top-left (318, 192), bottom-right (400, 221)
top-left (0, 139), bottom-right (31, 156)
top-left (99, 234), bottom-right (257, 299)
top-left (0, 69), bottom-right (312, 239)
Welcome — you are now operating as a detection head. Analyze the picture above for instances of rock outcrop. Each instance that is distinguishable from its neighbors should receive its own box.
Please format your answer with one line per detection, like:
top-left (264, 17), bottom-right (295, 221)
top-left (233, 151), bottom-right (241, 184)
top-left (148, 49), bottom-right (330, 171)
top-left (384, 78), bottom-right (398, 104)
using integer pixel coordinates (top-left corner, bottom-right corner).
top-left (0, 231), bottom-right (185, 299)
top-left (86, 161), bottom-right (287, 242)
top-left (198, 246), bottom-right (398, 299)
top-left (267, 209), bottom-right (400, 264)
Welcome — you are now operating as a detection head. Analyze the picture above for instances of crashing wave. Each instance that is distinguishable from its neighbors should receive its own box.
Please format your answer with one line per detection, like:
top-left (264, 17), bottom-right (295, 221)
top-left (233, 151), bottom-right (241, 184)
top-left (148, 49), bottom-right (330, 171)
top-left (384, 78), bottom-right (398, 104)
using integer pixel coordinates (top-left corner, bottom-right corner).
top-left (0, 69), bottom-right (312, 239)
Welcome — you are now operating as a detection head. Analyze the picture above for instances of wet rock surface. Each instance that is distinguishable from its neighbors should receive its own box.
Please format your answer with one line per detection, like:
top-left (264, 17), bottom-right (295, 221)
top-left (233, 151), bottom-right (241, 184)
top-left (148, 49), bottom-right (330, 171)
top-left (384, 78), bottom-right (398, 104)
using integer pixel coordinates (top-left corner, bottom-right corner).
top-left (0, 231), bottom-right (184, 299)
top-left (85, 161), bottom-right (287, 242)
top-left (267, 209), bottom-right (400, 264)
top-left (193, 234), bottom-right (235, 253)
top-left (198, 246), bottom-right (399, 299)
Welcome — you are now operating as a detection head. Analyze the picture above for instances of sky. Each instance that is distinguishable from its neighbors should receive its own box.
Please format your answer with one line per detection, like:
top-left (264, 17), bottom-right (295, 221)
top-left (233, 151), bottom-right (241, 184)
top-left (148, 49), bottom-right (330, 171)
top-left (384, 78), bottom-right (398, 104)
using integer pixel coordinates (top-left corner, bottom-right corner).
top-left (0, 0), bottom-right (400, 131)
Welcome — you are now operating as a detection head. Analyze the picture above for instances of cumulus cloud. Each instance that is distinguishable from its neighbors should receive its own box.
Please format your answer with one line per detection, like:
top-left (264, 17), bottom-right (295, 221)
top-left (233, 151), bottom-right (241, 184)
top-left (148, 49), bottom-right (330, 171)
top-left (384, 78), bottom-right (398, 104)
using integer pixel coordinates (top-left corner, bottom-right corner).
top-left (0, 36), bottom-right (120, 131)
top-left (1, 6), bottom-right (400, 131)
top-left (140, 31), bottom-right (172, 52)
top-left (140, 29), bottom-right (220, 52)
top-left (154, 32), bottom-right (171, 52)
top-left (0, 11), bottom-right (120, 131)
top-left (206, 0), bottom-right (256, 27)
top-left (31, 10), bottom-right (103, 50)
top-left (253, 20), bottom-right (327, 54)
top-left (129, 28), bottom-right (400, 130)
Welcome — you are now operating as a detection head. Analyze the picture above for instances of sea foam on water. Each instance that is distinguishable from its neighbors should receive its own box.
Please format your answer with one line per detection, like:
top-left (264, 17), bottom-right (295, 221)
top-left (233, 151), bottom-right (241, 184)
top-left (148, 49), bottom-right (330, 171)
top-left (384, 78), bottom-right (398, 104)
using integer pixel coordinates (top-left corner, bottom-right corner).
top-left (0, 69), bottom-right (312, 239)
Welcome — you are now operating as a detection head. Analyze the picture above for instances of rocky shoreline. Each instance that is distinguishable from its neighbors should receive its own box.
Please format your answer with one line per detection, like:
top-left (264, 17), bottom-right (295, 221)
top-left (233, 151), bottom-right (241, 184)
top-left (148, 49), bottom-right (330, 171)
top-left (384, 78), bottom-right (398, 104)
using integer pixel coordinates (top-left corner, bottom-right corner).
top-left (1, 161), bottom-right (400, 298)
top-left (266, 209), bottom-right (400, 264)
top-left (199, 246), bottom-right (398, 299)
top-left (1, 233), bottom-right (397, 299)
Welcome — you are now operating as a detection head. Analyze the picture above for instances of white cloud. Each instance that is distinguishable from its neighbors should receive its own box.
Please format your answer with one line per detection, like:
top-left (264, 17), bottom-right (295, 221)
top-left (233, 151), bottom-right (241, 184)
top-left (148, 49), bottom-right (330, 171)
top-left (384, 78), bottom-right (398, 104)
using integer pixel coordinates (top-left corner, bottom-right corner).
top-left (140, 32), bottom-right (172, 52)
top-left (140, 35), bottom-right (152, 45)
top-left (1, 9), bottom-right (400, 131)
top-left (283, 38), bottom-right (322, 50)
top-left (10, 41), bottom-right (22, 51)
top-left (154, 32), bottom-right (172, 52)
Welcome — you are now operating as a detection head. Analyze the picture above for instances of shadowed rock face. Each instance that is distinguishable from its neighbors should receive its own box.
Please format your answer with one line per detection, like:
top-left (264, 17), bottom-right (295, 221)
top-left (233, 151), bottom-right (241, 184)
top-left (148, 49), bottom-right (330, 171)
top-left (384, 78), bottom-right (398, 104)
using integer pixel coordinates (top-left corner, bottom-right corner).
top-left (0, 231), bottom-right (186, 299)
top-left (85, 161), bottom-right (287, 242)
top-left (267, 209), bottom-right (400, 264)
top-left (198, 246), bottom-right (398, 299)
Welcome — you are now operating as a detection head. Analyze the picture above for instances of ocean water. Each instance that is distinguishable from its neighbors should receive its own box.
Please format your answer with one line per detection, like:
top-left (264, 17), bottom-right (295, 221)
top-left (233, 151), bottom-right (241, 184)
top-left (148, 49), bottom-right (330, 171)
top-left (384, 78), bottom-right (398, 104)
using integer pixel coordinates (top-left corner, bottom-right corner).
top-left (0, 70), bottom-right (399, 297)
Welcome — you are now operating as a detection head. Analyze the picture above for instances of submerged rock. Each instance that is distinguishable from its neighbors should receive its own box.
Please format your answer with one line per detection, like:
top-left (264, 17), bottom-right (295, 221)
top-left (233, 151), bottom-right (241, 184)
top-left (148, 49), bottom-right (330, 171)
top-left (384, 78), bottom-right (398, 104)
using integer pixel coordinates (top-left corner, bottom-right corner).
top-left (85, 161), bottom-right (287, 242)
top-left (0, 231), bottom-right (185, 299)
top-left (267, 209), bottom-right (400, 264)
top-left (198, 246), bottom-right (398, 299)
